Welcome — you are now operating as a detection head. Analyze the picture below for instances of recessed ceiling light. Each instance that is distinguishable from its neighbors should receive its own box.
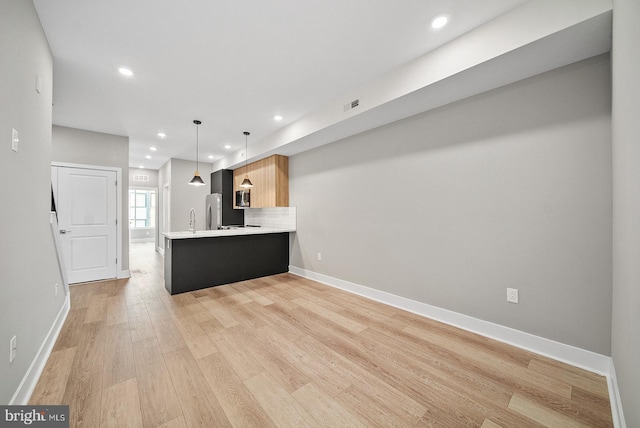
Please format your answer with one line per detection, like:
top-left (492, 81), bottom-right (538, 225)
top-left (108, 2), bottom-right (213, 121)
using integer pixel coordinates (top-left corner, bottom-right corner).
top-left (157, 132), bottom-right (166, 139)
top-left (139, 165), bottom-right (144, 169)
top-left (145, 155), bottom-right (151, 159)
top-left (149, 146), bottom-right (157, 151)
top-left (430, 14), bottom-right (449, 29)
top-left (208, 155), bottom-right (214, 159)
top-left (274, 115), bottom-right (283, 121)
top-left (118, 67), bottom-right (134, 77)
top-left (224, 144), bottom-right (231, 149)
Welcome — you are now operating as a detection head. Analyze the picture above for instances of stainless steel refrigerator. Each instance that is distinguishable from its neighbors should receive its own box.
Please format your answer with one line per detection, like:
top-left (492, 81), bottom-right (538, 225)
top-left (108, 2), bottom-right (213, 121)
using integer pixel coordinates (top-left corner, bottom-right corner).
top-left (205, 193), bottom-right (222, 230)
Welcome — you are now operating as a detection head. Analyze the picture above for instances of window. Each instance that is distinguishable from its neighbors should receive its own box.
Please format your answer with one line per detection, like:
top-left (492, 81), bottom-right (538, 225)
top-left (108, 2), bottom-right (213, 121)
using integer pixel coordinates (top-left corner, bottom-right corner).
top-left (129, 189), bottom-right (156, 228)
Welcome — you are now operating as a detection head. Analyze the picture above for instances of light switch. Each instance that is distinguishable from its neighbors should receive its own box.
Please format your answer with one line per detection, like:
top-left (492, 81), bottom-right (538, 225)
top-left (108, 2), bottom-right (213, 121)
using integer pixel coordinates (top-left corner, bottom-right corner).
top-left (11, 128), bottom-right (19, 152)
top-left (10, 335), bottom-right (17, 363)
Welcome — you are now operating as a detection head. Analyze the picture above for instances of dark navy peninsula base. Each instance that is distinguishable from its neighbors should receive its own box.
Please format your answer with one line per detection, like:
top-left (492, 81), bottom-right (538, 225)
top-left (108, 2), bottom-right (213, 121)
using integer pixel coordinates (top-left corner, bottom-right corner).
top-left (164, 232), bottom-right (289, 295)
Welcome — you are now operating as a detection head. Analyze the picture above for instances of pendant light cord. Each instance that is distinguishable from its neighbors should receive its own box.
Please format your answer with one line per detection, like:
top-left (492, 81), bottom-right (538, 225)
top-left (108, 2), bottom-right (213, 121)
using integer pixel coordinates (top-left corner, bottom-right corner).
top-left (189, 119), bottom-right (205, 186)
top-left (240, 131), bottom-right (253, 188)
top-left (244, 131), bottom-right (249, 170)
top-left (193, 119), bottom-right (202, 172)
top-left (195, 122), bottom-right (199, 171)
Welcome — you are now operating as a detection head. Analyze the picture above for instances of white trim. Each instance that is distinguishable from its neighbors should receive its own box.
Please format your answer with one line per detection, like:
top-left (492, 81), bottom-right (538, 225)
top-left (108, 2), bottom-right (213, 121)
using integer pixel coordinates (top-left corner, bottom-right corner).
top-left (289, 266), bottom-right (624, 426)
top-left (52, 162), bottom-right (123, 282)
top-left (118, 269), bottom-right (131, 279)
top-left (9, 294), bottom-right (70, 405)
top-left (49, 212), bottom-right (69, 296)
top-left (607, 360), bottom-right (627, 428)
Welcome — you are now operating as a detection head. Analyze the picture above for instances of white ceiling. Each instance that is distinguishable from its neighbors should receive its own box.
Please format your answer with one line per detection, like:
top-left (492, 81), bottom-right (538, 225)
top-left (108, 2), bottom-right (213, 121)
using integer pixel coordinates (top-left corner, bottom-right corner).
top-left (33, 0), bottom-right (527, 170)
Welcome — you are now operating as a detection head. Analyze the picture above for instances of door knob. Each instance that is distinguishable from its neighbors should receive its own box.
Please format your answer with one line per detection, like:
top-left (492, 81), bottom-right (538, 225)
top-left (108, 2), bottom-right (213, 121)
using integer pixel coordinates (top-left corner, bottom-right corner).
top-left (59, 229), bottom-right (71, 234)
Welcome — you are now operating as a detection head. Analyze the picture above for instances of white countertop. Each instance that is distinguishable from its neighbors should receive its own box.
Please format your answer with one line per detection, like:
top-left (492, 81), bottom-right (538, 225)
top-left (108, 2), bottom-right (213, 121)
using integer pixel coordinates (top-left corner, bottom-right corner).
top-left (162, 227), bottom-right (295, 240)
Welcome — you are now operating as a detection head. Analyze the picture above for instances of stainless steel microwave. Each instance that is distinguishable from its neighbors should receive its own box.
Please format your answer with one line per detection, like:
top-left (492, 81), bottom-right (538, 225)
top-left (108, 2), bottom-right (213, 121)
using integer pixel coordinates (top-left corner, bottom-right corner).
top-left (235, 189), bottom-right (250, 208)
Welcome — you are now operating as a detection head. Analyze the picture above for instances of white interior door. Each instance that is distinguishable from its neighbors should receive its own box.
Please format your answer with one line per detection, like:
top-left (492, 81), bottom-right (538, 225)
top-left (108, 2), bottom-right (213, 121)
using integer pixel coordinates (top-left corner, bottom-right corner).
top-left (56, 166), bottom-right (117, 283)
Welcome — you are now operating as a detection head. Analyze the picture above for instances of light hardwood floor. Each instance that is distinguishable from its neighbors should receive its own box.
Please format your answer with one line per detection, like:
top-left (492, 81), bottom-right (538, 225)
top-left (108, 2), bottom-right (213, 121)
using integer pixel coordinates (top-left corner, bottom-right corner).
top-left (30, 242), bottom-right (613, 427)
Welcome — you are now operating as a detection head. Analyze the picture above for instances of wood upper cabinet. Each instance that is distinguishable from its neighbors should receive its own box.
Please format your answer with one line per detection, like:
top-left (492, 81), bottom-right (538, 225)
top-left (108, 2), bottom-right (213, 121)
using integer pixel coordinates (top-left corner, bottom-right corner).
top-left (233, 155), bottom-right (289, 208)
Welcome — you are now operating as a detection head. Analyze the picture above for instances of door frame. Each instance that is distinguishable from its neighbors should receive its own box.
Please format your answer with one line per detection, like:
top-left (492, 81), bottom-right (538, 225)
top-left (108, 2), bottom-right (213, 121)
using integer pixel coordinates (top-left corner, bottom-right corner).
top-left (158, 183), bottom-right (170, 255)
top-left (52, 161), bottom-right (127, 280)
top-left (129, 185), bottom-right (158, 243)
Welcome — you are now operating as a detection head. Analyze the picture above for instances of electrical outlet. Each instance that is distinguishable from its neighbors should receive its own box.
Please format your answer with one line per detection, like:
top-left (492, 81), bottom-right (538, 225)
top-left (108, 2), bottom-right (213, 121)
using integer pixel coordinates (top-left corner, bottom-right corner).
top-left (507, 288), bottom-right (519, 304)
top-left (10, 336), bottom-right (16, 363)
top-left (317, 252), bottom-right (322, 261)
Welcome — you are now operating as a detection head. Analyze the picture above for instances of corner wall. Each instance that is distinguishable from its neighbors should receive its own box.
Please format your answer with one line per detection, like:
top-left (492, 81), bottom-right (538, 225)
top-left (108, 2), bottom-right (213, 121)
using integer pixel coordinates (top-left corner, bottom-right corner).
top-left (158, 158), bottom-right (213, 237)
top-left (611, 0), bottom-right (640, 425)
top-left (0, 0), bottom-right (66, 404)
top-left (158, 160), bottom-right (171, 250)
top-left (168, 159), bottom-right (213, 232)
top-left (289, 54), bottom-right (612, 355)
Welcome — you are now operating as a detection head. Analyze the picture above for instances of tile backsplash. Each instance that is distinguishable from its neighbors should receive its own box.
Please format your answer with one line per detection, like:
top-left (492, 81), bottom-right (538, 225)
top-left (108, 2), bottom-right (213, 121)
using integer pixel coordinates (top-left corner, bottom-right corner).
top-left (244, 207), bottom-right (297, 230)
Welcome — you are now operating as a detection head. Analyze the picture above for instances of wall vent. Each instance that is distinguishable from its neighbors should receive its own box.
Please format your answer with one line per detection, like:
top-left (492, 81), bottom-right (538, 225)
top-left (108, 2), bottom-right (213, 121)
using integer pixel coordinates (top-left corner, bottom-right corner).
top-left (344, 98), bottom-right (360, 112)
top-left (133, 174), bottom-right (149, 182)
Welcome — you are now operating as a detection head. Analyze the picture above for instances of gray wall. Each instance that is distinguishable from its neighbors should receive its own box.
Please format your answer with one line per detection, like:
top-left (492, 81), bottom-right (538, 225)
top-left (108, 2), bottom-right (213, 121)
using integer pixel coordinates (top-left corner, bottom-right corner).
top-left (611, 0), bottom-right (640, 425)
top-left (158, 158), bottom-right (212, 234)
top-left (0, 0), bottom-right (65, 404)
top-left (129, 167), bottom-right (158, 188)
top-left (158, 159), bottom-right (171, 249)
top-left (289, 54), bottom-right (612, 355)
top-left (52, 125), bottom-right (130, 271)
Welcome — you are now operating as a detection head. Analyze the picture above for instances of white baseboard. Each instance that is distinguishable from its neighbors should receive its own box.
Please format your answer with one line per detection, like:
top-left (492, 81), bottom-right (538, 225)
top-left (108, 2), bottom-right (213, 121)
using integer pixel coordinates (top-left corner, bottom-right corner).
top-left (9, 294), bottom-right (70, 405)
top-left (607, 360), bottom-right (627, 428)
top-left (157, 245), bottom-right (165, 256)
top-left (117, 269), bottom-right (131, 279)
top-left (289, 266), bottom-right (625, 427)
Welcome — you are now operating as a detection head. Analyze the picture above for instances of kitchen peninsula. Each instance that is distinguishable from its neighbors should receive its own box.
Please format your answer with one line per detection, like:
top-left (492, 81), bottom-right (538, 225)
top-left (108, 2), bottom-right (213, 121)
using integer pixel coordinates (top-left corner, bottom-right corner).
top-left (163, 226), bottom-right (294, 295)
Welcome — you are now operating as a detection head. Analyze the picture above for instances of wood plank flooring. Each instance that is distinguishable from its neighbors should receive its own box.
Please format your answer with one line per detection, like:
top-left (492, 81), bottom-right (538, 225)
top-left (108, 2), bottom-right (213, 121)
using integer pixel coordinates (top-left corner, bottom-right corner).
top-left (30, 242), bottom-right (613, 427)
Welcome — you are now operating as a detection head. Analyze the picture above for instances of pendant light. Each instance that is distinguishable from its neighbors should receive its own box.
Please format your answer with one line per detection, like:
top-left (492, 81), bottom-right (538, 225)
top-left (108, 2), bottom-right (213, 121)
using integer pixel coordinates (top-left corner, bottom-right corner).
top-left (240, 131), bottom-right (253, 188)
top-left (189, 120), bottom-right (205, 186)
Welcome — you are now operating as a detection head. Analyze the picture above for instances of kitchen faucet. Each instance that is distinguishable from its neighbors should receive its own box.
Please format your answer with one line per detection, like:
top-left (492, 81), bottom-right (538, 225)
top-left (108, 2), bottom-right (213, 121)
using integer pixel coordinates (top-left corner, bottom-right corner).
top-left (189, 208), bottom-right (196, 233)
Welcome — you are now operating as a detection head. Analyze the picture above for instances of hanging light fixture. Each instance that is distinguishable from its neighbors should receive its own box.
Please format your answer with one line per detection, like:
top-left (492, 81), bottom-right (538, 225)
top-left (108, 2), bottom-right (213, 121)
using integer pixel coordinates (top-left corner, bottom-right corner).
top-left (240, 131), bottom-right (253, 188)
top-left (189, 120), bottom-right (205, 186)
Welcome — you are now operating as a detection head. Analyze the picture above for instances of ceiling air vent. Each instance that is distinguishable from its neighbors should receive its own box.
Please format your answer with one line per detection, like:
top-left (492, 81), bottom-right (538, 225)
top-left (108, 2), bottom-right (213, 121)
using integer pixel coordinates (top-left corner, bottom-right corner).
top-left (343, 98), bottom-right (360, 112)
